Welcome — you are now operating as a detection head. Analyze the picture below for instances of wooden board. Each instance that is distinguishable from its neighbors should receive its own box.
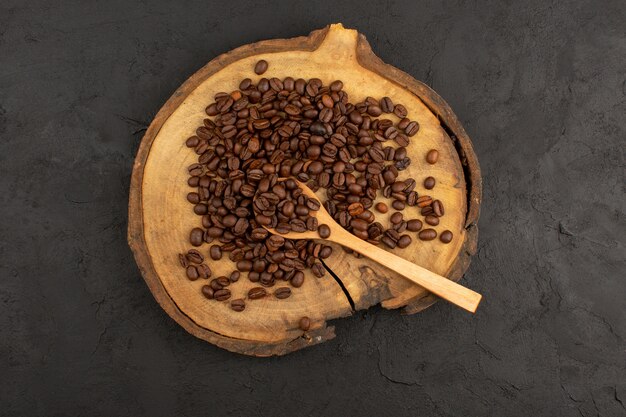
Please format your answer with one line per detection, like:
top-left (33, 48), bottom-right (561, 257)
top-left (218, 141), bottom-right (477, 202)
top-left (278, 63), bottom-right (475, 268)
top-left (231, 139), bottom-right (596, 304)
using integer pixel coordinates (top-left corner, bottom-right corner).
top-left (128, 24), bottom-right (482, 356)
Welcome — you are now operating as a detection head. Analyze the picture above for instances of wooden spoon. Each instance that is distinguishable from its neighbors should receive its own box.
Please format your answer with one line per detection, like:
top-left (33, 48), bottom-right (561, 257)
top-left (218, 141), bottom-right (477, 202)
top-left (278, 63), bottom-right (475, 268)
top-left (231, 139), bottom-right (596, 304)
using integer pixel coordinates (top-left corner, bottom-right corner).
top-left (264, 181), bottom-right (483, 313)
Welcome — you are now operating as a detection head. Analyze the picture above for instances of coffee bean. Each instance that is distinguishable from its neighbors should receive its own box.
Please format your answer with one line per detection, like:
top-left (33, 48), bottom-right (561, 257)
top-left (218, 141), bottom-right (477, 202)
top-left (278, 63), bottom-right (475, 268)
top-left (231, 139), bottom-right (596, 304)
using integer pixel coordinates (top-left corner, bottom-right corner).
top-left (318, 224), bottom-right (331, 239)
top-left (393, 104), bottom-right (408, 118)
top-left (390, 212), bottom-right (403, 224)
top-left (424, 176), bottom-right (436, 189)
top-left (291, 271), bottom-right (305, 288)
top-left (248, 287), bottom-right (267, 299)
top-left (425, 215), bottom-right (440, 226)
top-left (406, 219), bottom-right (423, 232)
top-left (274, 287), bottom-right (292, 299)
top-left (229, 271), bottom-right (241, 282)
top-left (397, 234), bottom-right (412, 248)
top-left (298, 316), bottom-right (311, 331)
top-left (214, 289), bottom-right (231, 301)
top-left (201, 285), bottom-right (214, 299)
top-left (375, 202), bottom-right (388, 213)
top-left (392, 200), bottom-right (405, 210)
top-left (440, 230), bottom-right (453, 244)
top-left (418, 229), bottom-right (437, 241)
top-left (179, 253), bottom-right (189, 268)
top-left (380, 97), bottom-right (394, 113)
top-left (311, 262), bottom-right (325, 277)
top-left (432, 199), bottom-right (444, 217)
top-left (426, 149), bottom-right (439, 164)
top-left (230, 299), bottom-right (245, 312)
top-left (405, 121), bottom-right (420, 136)
top-left (186, 249), bottom-right (204, 264)
top-left (209, 245), bottom-right (222, 260)
top-left (186, 265), bottom-right (199, 280)
top-left (189, 228), bottom-right (204, 246)
top-left (381, 236), bottom-right (397, 248)
top-left (197, 264), bottom-right (212, 279)
top-left (254, 59), bottom-right (268, 75)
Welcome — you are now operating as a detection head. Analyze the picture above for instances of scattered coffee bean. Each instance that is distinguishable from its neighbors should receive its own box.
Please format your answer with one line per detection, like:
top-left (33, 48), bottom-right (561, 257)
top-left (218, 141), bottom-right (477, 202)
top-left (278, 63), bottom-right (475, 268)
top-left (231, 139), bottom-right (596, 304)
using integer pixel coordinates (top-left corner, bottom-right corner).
top-left (186, 265), bottom-right (199, 281)
top-left (440, 230), bottom-right (453, 244)
top-left (254, 59), bottom-right (268, 75)
top-left (201, 285), bottom-right (214, 299)
top-left (375, 202), bottom-right (389, 213)
top-left (424, 176), bottom-right (436, 190)
top-left (390, 212), bottom-right (403, 224)
top-left (248, 287), bottom-right (267, 300)
top-left (209, 245), bottom-right (222, 260)
top-left (397, 234), bottom-right (412, 248)
top-left (213, 289), bottom-right (231, 301)
top-left (311, 262), bottom-right (325, 277)
top-left (425, 215), bottom-right (440, 226)
top-left (418, 229), bottom-right (437, 241)
top-left (406, 219), bottom-right (423, 232)
top-left (426, 149), bottom-right (439, 164)
top-left (299, 316), bottom-right (311, 331)
top-left (189, 228), bottom-right (204, 246)
top-left (274, 287), bottom-right (292, 299)
top-left (291, 271), bottom-right (305, 288)
top-left (230, 299), bottom-right (245, 312)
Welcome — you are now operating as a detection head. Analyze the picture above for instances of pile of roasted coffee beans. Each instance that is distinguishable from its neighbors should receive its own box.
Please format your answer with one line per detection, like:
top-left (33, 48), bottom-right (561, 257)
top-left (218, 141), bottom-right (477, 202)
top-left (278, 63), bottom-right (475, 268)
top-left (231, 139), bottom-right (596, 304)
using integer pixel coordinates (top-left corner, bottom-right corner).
top-left (180, 59), bottom-right (454, 312)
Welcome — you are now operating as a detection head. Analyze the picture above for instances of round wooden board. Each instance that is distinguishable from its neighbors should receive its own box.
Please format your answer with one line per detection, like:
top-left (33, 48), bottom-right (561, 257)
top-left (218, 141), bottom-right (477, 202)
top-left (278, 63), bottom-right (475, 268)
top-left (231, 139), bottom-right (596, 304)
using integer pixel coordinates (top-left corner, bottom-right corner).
top-left (128, 24), bottom-right (482, 356)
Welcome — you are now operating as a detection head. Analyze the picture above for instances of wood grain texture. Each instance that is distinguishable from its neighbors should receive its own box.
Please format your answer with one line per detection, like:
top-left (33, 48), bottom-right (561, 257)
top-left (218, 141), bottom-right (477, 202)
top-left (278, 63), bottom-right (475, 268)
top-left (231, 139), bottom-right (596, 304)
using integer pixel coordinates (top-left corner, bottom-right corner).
top-left (128, 24), bottom-right (482, 356)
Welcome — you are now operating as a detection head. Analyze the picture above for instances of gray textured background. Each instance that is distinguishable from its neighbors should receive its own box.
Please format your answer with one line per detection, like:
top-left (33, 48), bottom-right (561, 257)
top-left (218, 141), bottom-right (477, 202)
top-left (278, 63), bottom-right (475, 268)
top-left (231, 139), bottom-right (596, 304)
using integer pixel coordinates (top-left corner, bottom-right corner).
top-left (1, 0), bottom-right (625, 416)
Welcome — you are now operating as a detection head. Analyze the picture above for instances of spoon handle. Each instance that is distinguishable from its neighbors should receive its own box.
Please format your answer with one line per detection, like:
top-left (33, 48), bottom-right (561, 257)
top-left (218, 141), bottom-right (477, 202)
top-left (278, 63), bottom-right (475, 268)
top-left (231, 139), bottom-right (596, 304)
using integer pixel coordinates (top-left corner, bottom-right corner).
top-left (329, 226), bottom-right (482, 313)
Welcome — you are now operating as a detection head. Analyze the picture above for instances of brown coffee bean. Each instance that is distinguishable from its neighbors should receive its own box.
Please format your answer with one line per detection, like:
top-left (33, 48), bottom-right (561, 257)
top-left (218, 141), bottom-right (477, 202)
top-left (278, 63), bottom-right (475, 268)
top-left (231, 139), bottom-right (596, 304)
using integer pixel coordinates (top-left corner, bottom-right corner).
top-left (397, 234), bottom-right (412, 248)
top-left (416, 195), bottom-right (433, 208)
top-left (229, 271), bottom-right (241, 282)
top-left (393, 104), bottom-right (408, 118)
top-left (214, 289), bottom-right (231, 301)
top-left (392, 200), bottom-right (405, 210)
top-left (418, 229), bottom-right (437, 241)
top-left (347, 202), bottom-right (365, 216)
top-left (311, 262), bottom-right (325, 277)
top-left (189, 228), bottom-right (204, 246)
top-left (186, 249), bottom-right (203, 264)
top-left (318, 224), bottom-right (331, 239)
top-left (201, 285), bottom-right (214, 299)
top-left (424, 176), bottom-right (436, 190)
top-left (390, 212), bottom-right (403, 224)
top-left (299, 316), bottom-right (311, 331)
top-left (179, 253), bottom-right (189, 268)
top-left (380, 97), bottom-right (394, 113)
top-left (197, 264), bottom-right (212, 279)
top-left (248, 287), bottom-right (267, 300)
top-left (186, 265), bottom-right (199, 280)
top-left (425, 215), bottom-right (440, 226)
top-left (375, 202), bottom-right (388, 213)
top-left (230, 299), bottom-right (245, 312)
top-left (209, 245), bottom-right (222, 260)
top-left (426, 149), bottom-right (439, 164)
top-left (254, 59), bottom-right (268, 75)
top-left (274, 287), bottom-right (292, 299)
top-left (440, 230), bottom-right (453, 244)
top-left (381, 236), bottom-right (397, 248)
top-left (432, 199), bottom-right (444, 217)
top-left (291, 271), bottom-right (305, 288)
top-left (406, 219), bottom-right (423, 232)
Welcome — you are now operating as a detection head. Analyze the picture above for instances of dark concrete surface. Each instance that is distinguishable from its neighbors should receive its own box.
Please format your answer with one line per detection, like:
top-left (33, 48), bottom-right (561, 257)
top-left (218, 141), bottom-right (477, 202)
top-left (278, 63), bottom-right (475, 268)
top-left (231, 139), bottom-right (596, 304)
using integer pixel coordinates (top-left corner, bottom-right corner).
top-left (1, 0), bottom-right (624, 415)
